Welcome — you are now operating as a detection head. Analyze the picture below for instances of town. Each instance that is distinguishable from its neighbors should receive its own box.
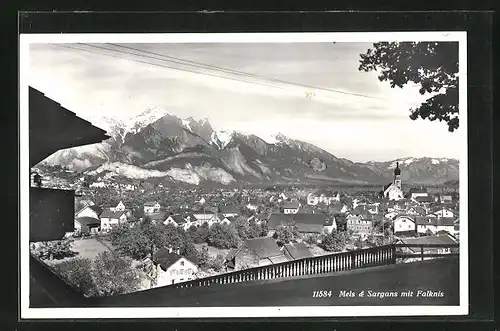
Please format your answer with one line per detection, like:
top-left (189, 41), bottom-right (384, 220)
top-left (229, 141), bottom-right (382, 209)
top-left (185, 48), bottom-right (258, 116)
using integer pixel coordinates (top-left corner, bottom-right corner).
top-left (31, 161), bottom-right (460, 296)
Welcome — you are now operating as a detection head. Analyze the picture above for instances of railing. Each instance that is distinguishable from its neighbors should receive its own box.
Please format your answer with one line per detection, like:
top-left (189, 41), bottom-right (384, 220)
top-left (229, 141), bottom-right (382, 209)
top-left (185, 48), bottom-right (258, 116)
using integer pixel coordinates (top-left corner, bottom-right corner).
top-left (394, 243), bottom-right (460, 261)
top-left (175, 244), bottom-right (396, 289)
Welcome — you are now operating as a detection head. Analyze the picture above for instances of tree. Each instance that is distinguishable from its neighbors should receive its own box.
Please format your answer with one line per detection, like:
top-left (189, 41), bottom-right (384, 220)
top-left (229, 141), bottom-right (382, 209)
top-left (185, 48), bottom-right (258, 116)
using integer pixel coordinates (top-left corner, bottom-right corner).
top-left (319, 231), bottom-right (345, 252)
top-left (193, 223), bottom-right (210, 244)
top-left (110, 219), bottom-right (186, 260)
top-left (273, 225), bottom-right (299, 246)
top-left (179, 239), bottom-right (199, 263)
top-left (32, 239), bottom-right (78, 260)
top-left (248, 219), bottom-right (262, 239)
top-left (197, 245), bottom-right (210, 268)
top-left (53, 257), bottom-right (96, 297)
top-left (334, 214), bottom-right (347, 232)
top-left (260, 222), bottom-right (269, 237)
top-left (111, 223), bottom-right (152, 260)
top-left (207, 223), bottom-right (240, 249)
top-left (233, 217), bottom-right (250, 240)
top-left (359, 42), bottom-right (459, 132)
top-left (91, 251), bottom-right (140, 296)
top-left (208, 254), bottom-right (225, 272)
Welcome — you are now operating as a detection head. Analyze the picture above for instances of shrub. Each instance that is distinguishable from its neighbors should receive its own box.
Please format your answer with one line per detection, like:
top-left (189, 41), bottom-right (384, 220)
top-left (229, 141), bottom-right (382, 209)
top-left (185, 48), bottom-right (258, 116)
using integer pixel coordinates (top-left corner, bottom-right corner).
top-left (208, 254), bottom-right (225, 272)
top-left (319, 231), bottom-right (345, 252)
top-left (32, 239), bottom-right (78, 260)
top-left (273, 225), bottom-right (299, 246)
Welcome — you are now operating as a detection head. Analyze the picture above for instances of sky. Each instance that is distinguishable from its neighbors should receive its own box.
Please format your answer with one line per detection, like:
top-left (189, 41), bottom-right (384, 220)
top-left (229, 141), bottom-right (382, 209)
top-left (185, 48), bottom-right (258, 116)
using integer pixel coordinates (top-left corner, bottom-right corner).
top-left (28, 42), bottom-right (461, 162)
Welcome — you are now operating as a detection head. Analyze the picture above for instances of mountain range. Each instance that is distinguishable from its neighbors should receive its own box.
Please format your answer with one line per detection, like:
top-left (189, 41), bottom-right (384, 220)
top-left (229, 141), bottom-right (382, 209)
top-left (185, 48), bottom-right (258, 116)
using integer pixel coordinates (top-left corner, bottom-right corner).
top-left (40, 108), bottom-right (460, 186)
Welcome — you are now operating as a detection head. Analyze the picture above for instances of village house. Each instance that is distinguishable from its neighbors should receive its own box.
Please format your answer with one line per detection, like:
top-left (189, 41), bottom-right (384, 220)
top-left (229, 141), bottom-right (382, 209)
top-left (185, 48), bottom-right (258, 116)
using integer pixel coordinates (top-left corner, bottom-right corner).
top-left (246, 199), bottom-right (260, 211)
top-left (416, 217), bottom-right (455, 235)
top-left (306, 189), bottom-right (340, 206)
top-left (100, 209), bottom-right (128, 232)
top-left (439, 194), bottom-right (453, 204)
top-left (74, 217), bottom-right (101, 235)
top-left (110, 201), bottom-right (126, 212)
top-left (408, 187), bottom-right (429, 200)
top-left (380, 162), bottom-right (404, 201)
top-left (74, 204), bottom-right (103, 220)
top-left (366, 202), bottom-right (380, 214)
top-left (393, 214), bottom-right (417, 236)
top-left (327, 202), bottom-right (348, 215)
top-left (429, 206), bottom-right (457, 219)
top-left (278, 192), bottom-right (288, 201)
top-left (396, 233), bottom-right (458, 262)
top-left (219, 215), bottom-right (236, 225)
top-left (412, 195), bottom-right (434, 204)
top-left (282, 242), bottom-right (314, 261)
top-left (267, 212), bottom-right (337, 235)
top-left (247, 215), bottom-right (264, 225)
top-left (406, 205), bottom-right (427, 216)
top-left (346, 210), bottom-right (373, 237)
top-left (218, 205), bottom-right (239, 218)
top-left (144, 201), bottom-right (161, 215)
top-left (225, 237), bottom-right (288, 271)
top-left (453, 218), bottom-right (460, 239)
top-left (148, 211), bottom-right (168, 225)
top-left (164, 214), bottom-right (192, 231)
top-left (191, 213), bottom-right (220, 227)
top-left (152, 248), bottom-right (198, 286)
top-left (283, 200), bottom-right (301, 214)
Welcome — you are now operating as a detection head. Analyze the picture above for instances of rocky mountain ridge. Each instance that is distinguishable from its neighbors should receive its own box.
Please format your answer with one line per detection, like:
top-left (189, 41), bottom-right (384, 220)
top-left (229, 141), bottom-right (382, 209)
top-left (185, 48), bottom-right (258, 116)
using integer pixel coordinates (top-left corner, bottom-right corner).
top-left (40, 109), bottom-right (459, 186)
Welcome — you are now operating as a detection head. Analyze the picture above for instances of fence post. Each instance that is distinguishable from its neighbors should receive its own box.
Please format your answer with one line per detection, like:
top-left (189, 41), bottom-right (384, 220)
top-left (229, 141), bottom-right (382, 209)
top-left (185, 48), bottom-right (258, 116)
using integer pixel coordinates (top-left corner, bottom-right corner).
top-left (420, 245), bottom-right (424, 261)
top-left (391, 245), bottom-right (397, 264)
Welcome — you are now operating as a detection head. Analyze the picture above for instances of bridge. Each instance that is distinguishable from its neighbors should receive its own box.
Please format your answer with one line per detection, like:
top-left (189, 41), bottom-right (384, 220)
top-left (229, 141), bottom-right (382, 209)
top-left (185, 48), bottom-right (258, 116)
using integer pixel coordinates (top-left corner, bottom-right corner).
top-left (30, 243), bottom-right (459, 308)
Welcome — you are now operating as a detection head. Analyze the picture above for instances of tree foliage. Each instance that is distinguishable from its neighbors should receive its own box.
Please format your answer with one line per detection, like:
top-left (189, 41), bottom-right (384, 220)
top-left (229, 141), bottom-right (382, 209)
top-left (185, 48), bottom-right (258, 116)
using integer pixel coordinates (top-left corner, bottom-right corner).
top-left (248, 219), bottom-right (262, 239)
top-left (207, 223), bottom-right (240, 249)
top-left (208, 254), bottom-right (225, 272)
top-left (110, 220), bottom-right (185, 260)
top-left (359, 42), bottom-right (459, 132)
top-left (91, 251), bottom-right (140, 296)
top-left (53, 253), bottom-right (140, 297)
top-left (31, 239), bottom-right (78, 260)
top-left (319, 231), bottom-right (346, 252)
top-left (53, 257), bottom-right (95, 296)
top-left (273, 225), bottom-right (299, 246)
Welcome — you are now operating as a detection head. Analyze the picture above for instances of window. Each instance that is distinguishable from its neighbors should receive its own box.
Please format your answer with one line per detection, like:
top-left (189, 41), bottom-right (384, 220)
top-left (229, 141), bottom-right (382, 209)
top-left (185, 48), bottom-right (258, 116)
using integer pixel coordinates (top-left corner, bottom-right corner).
top-left (180, 261), bottom-right (185, 267)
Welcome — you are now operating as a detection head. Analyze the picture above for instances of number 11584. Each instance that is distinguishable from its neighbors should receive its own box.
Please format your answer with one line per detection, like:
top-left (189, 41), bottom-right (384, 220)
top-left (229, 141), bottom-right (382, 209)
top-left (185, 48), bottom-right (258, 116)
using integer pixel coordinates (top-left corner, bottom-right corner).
top-left (312, 290), bottom-right (332, 298)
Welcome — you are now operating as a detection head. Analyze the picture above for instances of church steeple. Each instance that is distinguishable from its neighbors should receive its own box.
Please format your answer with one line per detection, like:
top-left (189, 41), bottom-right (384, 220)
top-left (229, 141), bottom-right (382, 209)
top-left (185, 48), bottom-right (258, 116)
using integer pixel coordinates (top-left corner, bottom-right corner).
top-left (394, 162), bottom-right (402, 189)
top-left (394, 162), bottom-right (401, 177)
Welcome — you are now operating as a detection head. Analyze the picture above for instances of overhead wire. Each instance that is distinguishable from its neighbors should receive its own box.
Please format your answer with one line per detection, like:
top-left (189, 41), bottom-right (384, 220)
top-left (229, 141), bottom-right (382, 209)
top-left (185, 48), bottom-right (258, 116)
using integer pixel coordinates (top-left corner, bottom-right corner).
top-left (76, 43), bottom-right (385, 106)
top-left (105, 43), bottom-right (384, 101)
top-left (54, 43), bottom-right (408, 108)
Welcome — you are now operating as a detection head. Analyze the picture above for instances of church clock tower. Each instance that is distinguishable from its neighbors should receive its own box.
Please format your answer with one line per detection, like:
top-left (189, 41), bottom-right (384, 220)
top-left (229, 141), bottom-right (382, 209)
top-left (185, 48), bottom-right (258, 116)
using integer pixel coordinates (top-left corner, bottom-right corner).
top-left (394, 162), bottom-right (402, 189)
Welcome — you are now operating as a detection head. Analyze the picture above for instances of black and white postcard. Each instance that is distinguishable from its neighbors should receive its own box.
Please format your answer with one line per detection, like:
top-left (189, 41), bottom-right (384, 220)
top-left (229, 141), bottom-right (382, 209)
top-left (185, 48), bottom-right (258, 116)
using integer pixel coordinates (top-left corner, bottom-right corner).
top-left (20, 32), bottom-right (468, 318)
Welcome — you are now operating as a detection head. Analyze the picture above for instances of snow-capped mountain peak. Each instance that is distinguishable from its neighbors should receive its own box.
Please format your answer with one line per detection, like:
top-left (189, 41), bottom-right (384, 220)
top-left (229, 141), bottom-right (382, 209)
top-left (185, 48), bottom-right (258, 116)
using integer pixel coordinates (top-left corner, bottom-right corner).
top-left (211, 130), bottom-right (234, 150)
top-left (181, 118), bottom-right (193, 131)
top-left (126, 106), bottom-right (169, 135)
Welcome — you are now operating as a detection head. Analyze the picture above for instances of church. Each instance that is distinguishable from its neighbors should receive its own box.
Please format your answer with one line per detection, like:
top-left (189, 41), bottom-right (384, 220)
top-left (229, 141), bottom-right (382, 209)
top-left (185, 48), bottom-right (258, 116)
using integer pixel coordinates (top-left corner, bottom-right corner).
top-left (380, 162), bottom-right (404, 201)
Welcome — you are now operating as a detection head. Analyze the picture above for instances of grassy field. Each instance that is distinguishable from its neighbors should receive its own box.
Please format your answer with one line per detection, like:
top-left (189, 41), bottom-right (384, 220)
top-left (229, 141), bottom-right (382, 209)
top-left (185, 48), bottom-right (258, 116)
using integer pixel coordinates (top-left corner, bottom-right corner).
top-left (70, 237), bottom-right (115, 260)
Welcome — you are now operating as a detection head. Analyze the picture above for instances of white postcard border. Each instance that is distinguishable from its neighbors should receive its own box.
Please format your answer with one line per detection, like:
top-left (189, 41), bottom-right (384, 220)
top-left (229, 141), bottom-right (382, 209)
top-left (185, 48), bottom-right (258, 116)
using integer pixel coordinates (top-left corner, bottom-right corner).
top-left (19, 31), bottom-right (468, 319)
